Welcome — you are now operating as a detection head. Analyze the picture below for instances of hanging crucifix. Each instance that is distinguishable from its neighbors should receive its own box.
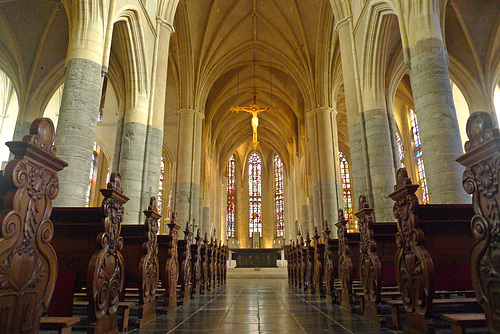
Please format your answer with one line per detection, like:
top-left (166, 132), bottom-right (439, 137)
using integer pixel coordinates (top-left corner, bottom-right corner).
top-left (230, 88), bottom-right (271, 149)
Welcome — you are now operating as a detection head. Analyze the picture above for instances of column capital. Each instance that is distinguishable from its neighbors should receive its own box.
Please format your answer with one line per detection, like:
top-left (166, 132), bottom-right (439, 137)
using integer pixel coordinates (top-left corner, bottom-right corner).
top-left (156, 17), bottom-right (175, 33)
top-left (176, 108), bottom-right (205, 119)
top-left (307, 107), bottom-right (336, 118)
top-left (334, 15), bottom-right (352, 32)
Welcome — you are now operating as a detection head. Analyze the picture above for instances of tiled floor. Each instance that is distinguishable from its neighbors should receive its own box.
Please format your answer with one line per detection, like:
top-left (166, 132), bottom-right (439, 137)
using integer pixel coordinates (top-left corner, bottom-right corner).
top-left (132, 278), bottom-right (398, 334)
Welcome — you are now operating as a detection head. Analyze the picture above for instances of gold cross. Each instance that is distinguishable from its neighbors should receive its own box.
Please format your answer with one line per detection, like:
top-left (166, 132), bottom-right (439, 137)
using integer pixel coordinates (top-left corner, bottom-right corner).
top-left (230, 91), bottom-right (271, 148)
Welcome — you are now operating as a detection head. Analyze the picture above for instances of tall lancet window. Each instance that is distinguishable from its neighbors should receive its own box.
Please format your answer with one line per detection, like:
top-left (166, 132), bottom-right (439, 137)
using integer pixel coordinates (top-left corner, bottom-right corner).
top-left (158, 156), bottom-right (164, 215)
top-left (339, 152), bottom-right (356, 232)
top-left (410, 109), bottom-right (429, 204)
top-left (274, 154), bottom-right (284, 237)
top-left (86, 142), bottom-right (100, 207)
top-left (226, 155), bottom-right (236, 238)
top-left (396, 132), bottom-right (405, 167)
top-left (248, 152), bottom-right (262, 237)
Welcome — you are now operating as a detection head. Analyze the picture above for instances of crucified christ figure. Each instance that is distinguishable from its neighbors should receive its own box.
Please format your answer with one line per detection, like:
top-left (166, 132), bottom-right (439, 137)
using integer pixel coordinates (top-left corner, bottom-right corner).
top-left (230, 92), bottom-right (270, 148)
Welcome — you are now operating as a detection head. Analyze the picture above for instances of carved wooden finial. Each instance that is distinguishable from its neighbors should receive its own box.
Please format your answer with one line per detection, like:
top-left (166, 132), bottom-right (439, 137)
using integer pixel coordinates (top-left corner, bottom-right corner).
top-left (464, 111), bottom-right (499, 152)
top-left (358, 195), bottom-right (369, 210)
top-left (394, 167), bottom-right (412, 191)
top-left (22, 117), bottom-right (57, 155)
top-left (148, 196), bottom-right (158, 211)
top-left (338, 208), bottom-right (346, 222)
top-left (107, 172), bottom-right (122, 192)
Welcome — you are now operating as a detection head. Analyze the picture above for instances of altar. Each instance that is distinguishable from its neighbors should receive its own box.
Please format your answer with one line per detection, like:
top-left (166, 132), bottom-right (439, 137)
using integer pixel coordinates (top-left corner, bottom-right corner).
top-left (232, 248), bottom-right (282, 268)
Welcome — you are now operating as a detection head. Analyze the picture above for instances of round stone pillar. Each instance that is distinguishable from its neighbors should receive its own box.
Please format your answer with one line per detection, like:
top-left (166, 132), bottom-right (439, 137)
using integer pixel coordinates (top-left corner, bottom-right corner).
top-left (54, 1), bottom-right (108, 206)
top-left (307, 107), bottom-right (342, 237)
top-left (142, 20), bottom-right (174, 212)
top-left (170, 109), bottom-right (204, 230)
top-left (408, 39), bottom-right (468, 203)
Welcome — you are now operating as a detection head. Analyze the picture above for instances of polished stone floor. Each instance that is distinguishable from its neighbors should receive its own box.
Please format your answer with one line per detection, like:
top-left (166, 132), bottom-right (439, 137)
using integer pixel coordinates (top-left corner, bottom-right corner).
top-left (132, 278), bottom-right (398, 334)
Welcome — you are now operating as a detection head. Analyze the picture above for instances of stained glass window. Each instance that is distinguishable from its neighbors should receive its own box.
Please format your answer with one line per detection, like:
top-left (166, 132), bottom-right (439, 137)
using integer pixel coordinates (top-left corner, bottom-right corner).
top-left (274, 155), bottom-right (284, 237)
top-left (158, 156), bottom-right (164, 215)
top-left (226, 155), bottom-right (235, 238)
top-left (410, 109), bottom-right (429, 204)
top-left (248, 152), bottom-right (262, 237)
top-left (339, 152), bottom-right (357, 232)
top-left (86, 142), bottom-right (99, 207)
top-left (396, 132), bottom-right (404, 167)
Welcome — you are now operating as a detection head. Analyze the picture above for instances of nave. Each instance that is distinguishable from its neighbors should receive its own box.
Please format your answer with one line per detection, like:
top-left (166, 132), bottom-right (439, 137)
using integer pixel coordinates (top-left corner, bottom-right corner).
top-left (130, 276), bottom-right (394, 334)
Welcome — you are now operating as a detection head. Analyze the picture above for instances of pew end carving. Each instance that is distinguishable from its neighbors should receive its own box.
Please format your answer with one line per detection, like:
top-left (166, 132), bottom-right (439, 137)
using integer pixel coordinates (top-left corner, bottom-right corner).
top-left (138, 196), bottom-right (161, 325)
top-left (0, 118), bottom-right (67, 334)
top-left (355, 195), bottom-right (383, 325)
top-left (457, 111), bottom-right (500, 333)
top-left (163, 212), bottom-right (180, 311)
top-left (337, 209), bottom-right (354, 312)
top-left (86, 172), bottom-right (129, 334)
top-left (390, 168), bottom-right (435, 334)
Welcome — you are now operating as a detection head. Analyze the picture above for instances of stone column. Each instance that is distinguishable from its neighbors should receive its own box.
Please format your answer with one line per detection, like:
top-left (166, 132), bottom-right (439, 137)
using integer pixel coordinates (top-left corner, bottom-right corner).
top-left (117, 94), bottom-right (149, 224)
top-left (54, 1), bottom-right (108, 206)
top-left (363, 108), bottom-right (396, 221)
top-left (335, 16), bottom-right (371, 207)
top-left (308, 107), bottom-right (341, 237)
top-left (306, 111), bottom-right (320, 229)
top-left (406, 12), bottom-right (468, 203)
top-left (142, 20), bottom-right (174, 212)
top-left (170, 109), bottom-right (204, 230)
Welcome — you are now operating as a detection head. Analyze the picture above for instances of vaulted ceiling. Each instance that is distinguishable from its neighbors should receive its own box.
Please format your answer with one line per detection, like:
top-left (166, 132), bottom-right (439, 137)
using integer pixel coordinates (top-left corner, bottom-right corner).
top-left (167, 0), bottom-right (338, 166)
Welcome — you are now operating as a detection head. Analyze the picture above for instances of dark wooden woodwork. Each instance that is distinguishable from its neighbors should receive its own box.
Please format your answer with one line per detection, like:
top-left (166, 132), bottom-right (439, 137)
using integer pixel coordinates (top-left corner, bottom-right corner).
top-left (190, 229), bottom-right (202, 298)
top-left (137, 197), bottom-right (161, 325)
top-left (0, 118), bottom-right (67, 334)
top-left (337, 209), bottom-right (354, 312)
top-left (355, 195), bottom-right (382, 325)
top-left (296, 235), bottom-right (304, 288)
top-left (86, 173), bottom-right (129, 334)
top-left (210, 236), bottom-right (217, 288)
top-left (390, 167), bottom-right (435, 333)
top-left (305, 233), bottom-right (314, 293)
top-left (163, 213), bottom-right (180, 311)
top-left (457, 111), bottom-right (500, 333)
top-left (313, 227), bottom-right (324, 297)
top-left (201, 233), bottom-right (209, 293)
top-left (322, 222), bottom-right (337, 304)
top-left (177, 222), bottom-right (192, 305)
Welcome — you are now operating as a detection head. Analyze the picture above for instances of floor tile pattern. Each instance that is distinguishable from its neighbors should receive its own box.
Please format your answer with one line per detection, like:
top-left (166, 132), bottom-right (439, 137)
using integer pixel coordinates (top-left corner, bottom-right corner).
top-left (133, 278), bottom-right (398, 334)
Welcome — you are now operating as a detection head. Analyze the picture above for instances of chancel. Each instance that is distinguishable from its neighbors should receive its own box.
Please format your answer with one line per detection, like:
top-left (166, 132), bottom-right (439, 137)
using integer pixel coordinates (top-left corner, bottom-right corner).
top-left (0, 0), bottom-right (499, 333)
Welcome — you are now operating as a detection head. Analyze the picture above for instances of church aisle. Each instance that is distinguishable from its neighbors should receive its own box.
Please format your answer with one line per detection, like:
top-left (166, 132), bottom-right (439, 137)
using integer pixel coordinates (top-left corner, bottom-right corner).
top-left (132, 278), bottom-right (399, 334)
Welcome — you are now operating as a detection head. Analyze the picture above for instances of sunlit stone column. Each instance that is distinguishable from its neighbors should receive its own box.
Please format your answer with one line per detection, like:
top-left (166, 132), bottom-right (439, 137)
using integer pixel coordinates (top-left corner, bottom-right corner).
top-left (54, 1), bottom-right (108, 206)
top-left (170, 109), bottom-right (204, 230)
top-left (406, 13), bottom-right (468, 203)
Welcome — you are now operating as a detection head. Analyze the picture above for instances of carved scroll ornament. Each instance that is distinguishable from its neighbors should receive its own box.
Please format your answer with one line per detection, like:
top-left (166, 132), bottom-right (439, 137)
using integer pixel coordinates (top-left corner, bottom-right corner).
top-left (389, 168), bottom-right (434, 317)
top-left (87, 172), bottom-right (129, 328)
top-left (138, 197), bottom-right (161, 323)
top-left (356, 195), bottom-right (382, 304)
top-left (457, 111), bottom-right (500, 333)
top-left (164, 212), bottom-right (180, 311)
top-left (336, 209), bottom-right (354, 310)
top-left (0, 118), bottom-right (67, 334)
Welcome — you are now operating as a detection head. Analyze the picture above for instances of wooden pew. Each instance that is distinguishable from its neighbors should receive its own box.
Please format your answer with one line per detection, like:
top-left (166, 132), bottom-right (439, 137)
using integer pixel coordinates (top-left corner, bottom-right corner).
top-left (456, 111), bottom-right (500, 333)
top-left (177, 222), bottom-right (192, 305)
top-left (336, 209), bottom-right (355, 311)
top-left (355, 195), bottom-right (383, 325)
top-left (322, 222), bottom-right (338, 304)
top-left (305, 233), bottom-right (314, 293)
top-left (0, 118), bottom-right (72, 334)
top-left (161, 214), bottom-right (180, 311)
top-left (136, 197), bottom-right (161, 325)
top-left (389, 167), bottom-right (476, 333)
top-left (313, 227), bottom-right (325, 297)
top-left (51, 172), bottom-right (129, 334)
top-left (190, 229), bottom-right (202, 298)
top-left (200, 233), bottom-right (209, 293)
